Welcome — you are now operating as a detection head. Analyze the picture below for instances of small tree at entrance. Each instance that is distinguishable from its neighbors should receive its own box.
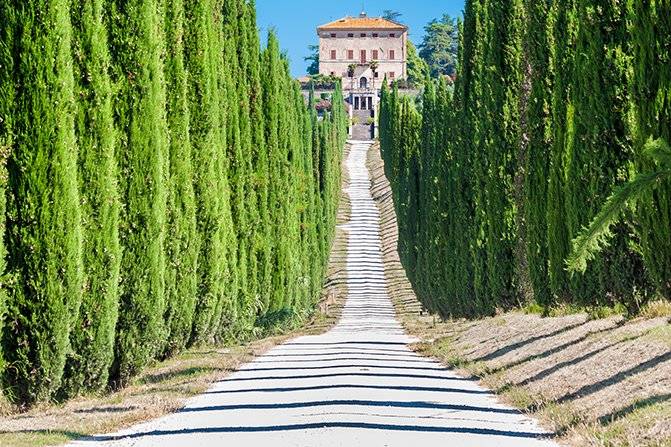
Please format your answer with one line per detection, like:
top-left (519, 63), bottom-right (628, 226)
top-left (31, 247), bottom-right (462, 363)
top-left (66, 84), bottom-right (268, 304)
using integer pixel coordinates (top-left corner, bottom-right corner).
top-left (370, 60), bottom-right (379, 91)
top-left (347, 63), bottom-right (357, 90)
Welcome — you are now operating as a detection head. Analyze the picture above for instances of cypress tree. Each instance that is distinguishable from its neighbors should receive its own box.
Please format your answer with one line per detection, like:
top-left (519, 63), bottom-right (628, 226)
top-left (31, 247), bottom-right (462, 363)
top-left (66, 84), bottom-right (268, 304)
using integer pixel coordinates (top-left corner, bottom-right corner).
top-left (467, 0), bottom-right (493, 313)
top-left (630, 0), bottom-right (671, 298)
top-left (565, 0), bottom-right (644, 306)
top-left (163, 0), bottom-right (199, 356)
top-left (415, 81), bottom-right (437, 309)
top-left (434, 79), bottom-right (462, 316)
top-left (221, 0), bottom-right (247, 334)
top-left (244, 0), bottom-right (269, 321)
top-left (0, 1), bottom-right (12, 380)
top-left (451, 9), bottom-right (477, 315)
top-left (547, 0), bottom-right (576, 301)
top-left (108, 0), bottom-right (168, 385)
top-left (3, 0), bottom-right (83, 402)
top-left (210, 6), bottom-right (238, 341)
top-left (184, 0), bottom-right (230, 344)
top-left (522, 0), bottom-right (553, 306)
top-left (262, 31), bottom-right (286, 313)
top-left (482, 0), bottom-right (524, 309)
top-left (61, 0), bottom-right (121, 395)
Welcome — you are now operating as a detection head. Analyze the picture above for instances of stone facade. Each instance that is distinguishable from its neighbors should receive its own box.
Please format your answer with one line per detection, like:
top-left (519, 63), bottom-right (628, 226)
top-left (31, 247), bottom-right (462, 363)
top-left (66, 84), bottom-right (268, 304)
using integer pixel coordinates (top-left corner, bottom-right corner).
top-left (316, 13), bottom-right (407, 139)
top-left (317, 12), bottom-right (407, 113)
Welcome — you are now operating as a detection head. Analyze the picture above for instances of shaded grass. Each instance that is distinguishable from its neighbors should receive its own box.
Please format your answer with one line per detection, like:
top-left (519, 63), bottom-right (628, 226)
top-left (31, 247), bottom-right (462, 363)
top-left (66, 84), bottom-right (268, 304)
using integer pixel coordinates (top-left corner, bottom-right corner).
top-left (0, 430), bottom-right (85, 447)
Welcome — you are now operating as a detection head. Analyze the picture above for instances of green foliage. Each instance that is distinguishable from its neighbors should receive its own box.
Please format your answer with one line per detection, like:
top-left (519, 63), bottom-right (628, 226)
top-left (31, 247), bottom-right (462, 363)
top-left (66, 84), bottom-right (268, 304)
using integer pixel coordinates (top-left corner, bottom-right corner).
top-left (522, 0), bottom-right (552, 306)
top-left (630, 0), bottom-right (671, 298)
top-left (0, 0), bottom-right (13, 380)
top-left (0, 0), bottom-right (346, 407)
top-left (163, 0), bottom-right (199, 356)
top-left (382, 10), bottom-right (402, 22)
top-left (564, 0), bottom-right (646, 307)
top-left (418, 14), bottom-right (459, 77)
top-left (304, 44), bottom-right (319, 75)
top-left (107, 0), bottom-right (168, 386)
top-left (2, 0), bottom-right (83, 402)
top-left (568, 139), bottom-right (671, 274)
top-left (380, 0), bottom-right (669, 319)
top-left (406, 40), bottom-right (430, 87)
top-left (546, 0), bottom-right (577, 300)
top-left (184, 0), bottom-right (231, 345)
top-left (61, 0), bottom-right (121, 397)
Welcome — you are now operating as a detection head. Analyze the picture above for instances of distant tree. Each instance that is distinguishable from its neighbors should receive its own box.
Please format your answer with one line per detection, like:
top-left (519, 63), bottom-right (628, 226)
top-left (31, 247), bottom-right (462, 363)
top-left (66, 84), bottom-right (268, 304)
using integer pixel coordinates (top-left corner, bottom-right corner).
top-left (419, 14), bottom-right (459, 77)
top-left (383, 10), bottom-right (402, 22)
top-left (407, 40), bottom-right (430, 86)
top-left (305, 44), bottom-right (319, 75)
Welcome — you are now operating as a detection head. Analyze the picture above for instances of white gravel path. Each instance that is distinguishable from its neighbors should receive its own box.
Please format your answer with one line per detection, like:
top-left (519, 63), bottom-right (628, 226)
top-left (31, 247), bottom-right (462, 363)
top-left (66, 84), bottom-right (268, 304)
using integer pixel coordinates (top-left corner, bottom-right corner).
top-left (70, 141), bottom-right (558, 447)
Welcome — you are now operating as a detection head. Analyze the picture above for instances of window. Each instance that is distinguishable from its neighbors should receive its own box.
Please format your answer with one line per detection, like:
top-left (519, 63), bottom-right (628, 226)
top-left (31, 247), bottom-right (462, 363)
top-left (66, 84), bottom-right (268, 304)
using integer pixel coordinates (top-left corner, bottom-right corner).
top-left (348, 33), bottom-right (354, 38)
top-left (372, 50), bottom-right (379, 60)
top-left (347, 49), bottom-right (354, 60)
top-left (372, 33), bottom-right (379, 38)
top-left (330, 49), bottom-right (336, 60)
top-left (360, 33), bottom-right (366, 37)
top-left (330, 71), bottom-right (335, 76)
top-left (330, 33), bottom-right (336, 38)
top-left (360, 49), bottom-right (367, 63)
top-left (389, 72), bottom-right (395, 79)
top-left (374, 72), bottom-right (379, 78)
top-left (390, 33), bottom-right (396, 38)
top-left (389, 49), bottom-right (395, 60)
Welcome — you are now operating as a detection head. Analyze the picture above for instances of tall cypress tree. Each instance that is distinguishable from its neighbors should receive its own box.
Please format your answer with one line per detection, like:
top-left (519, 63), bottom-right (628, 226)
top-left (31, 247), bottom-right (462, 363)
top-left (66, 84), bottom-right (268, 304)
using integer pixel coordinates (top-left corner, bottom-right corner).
top-left (222, 0), bottom-right (254, 334)
top-left (522, 0), bottom-right (553, 306)
top-left (468, 0), bottom-right (493, 313)
top-left (3, 0), bottom-right (83, 402)
top-left (245, 0), bottom-right (268, 322)
top-left (434, 79), bottom-right (461, 316)
top-left (482, 0), bottom-right (524, 309)
top-left (61, 0), bottom-right (121, 396)
top-left (262, 31), bottom-right (285, 313)
top-left (184, 0), bottom-right (229, 344)
top-left (108, 0), bottom-right (168, 385)
top-left (415, 81), bottom-right (437, 309)
top-left (630, 0), bottom-right (671, 298)
top-left (565, 0), bottom-right (644, 306)
top-left (547, 0), bottom-right (576, 301)
top-left (0, 1), bottom-right (12, 380)
top-left (163, 0), bottom-right (199, 356)
top-left (211, 6), bottom-right (238, 342)
top-left (451, 10), bottom-right (478, 315)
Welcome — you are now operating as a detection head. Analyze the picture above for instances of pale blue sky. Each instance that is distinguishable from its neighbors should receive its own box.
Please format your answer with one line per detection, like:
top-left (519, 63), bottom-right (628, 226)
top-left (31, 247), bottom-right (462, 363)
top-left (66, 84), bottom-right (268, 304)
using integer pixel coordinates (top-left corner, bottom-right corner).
top-left (256, 0), bottom-right (465, 77)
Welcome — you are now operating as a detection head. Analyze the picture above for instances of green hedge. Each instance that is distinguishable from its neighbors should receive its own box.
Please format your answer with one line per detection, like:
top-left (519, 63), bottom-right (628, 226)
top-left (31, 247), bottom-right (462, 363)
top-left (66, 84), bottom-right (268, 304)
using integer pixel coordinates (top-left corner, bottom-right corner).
top-left (61, 0), bottom-right (121, 396)
top-left (0, 0), bottom-right (346, 406)
top-left (2, 0), bottom-right (83, 402)
top-left (380, 0), bottom-right (670, 318)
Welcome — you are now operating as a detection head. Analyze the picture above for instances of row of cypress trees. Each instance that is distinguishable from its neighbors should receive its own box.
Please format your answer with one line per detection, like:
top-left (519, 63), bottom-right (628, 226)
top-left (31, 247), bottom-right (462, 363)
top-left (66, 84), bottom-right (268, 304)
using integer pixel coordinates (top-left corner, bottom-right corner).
top-left (380, 0), bottom-right (670, 318)
top-left (0, 0), bottom-right (346, 405)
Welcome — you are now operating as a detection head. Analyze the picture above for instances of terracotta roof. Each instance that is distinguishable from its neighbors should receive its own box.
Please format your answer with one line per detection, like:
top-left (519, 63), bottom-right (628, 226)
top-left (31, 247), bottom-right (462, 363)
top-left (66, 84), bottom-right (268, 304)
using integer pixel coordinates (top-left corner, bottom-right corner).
top-left (318, 16), bottom-right (407, 31)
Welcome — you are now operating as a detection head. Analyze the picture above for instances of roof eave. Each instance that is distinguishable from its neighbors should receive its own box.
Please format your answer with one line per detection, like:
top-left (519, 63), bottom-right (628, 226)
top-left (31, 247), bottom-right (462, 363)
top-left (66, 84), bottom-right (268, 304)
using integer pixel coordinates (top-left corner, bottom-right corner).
top-left (317, 25), bottom-right (408, 32)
